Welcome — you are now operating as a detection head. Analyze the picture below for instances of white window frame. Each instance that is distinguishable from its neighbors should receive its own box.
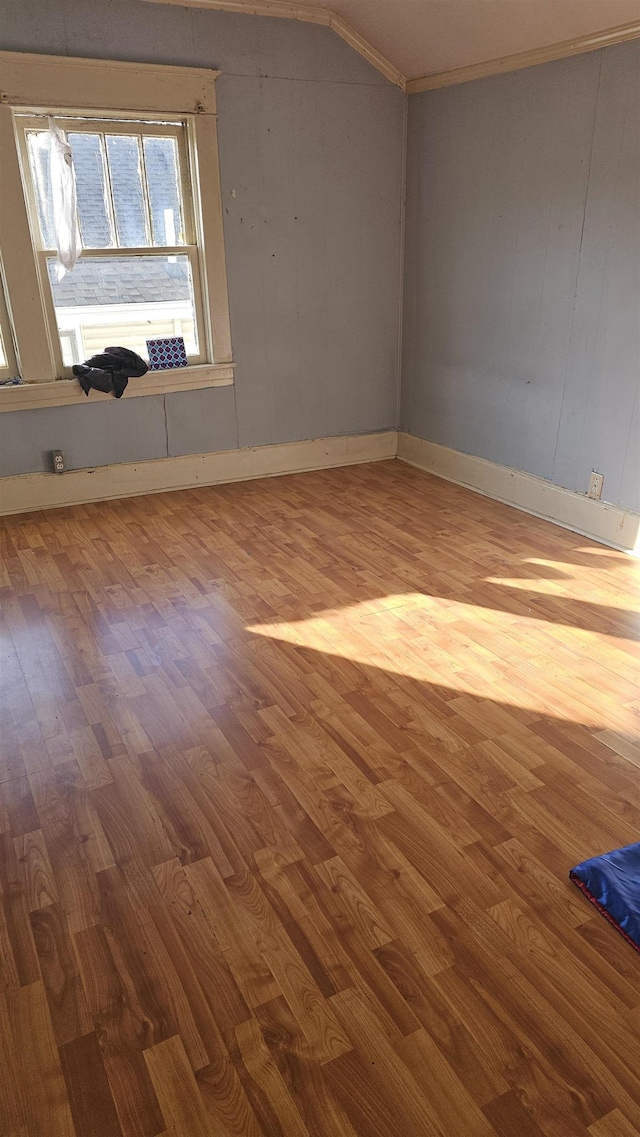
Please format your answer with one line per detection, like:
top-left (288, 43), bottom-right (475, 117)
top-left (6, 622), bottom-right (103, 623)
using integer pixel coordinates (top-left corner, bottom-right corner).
top-left (17, 113), bottom-right (209, 374)
top-left (0, 51), bottom-right (234, 412)
top-left (0, 263), bottom-right (19, 382)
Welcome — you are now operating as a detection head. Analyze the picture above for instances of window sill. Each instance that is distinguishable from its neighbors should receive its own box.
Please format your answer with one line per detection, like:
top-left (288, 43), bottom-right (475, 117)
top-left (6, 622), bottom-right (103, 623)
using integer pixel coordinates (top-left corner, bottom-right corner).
top-left (0, 363), bottom-right (235, 413)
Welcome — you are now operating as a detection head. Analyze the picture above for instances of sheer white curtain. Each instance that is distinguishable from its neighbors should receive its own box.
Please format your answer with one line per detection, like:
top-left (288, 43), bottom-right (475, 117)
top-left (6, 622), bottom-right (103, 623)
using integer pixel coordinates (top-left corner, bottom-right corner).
top-left (47, 117), bottom-right (81, 278)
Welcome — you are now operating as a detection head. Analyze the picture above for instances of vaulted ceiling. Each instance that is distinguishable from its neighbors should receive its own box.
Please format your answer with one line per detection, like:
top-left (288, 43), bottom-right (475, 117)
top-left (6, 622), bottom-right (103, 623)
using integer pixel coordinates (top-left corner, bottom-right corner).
top-left (305, 0), bottom-right (640, 79)
top-left (165, 0), bottom-right (640, 85)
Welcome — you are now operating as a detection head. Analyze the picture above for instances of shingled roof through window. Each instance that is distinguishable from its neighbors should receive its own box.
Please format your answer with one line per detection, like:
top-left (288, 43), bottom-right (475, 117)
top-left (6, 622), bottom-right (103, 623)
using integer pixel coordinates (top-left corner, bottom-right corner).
top-left (40, 129), bottom-right (190, 307)
top-left (50, 258), bottom-right (192, 307)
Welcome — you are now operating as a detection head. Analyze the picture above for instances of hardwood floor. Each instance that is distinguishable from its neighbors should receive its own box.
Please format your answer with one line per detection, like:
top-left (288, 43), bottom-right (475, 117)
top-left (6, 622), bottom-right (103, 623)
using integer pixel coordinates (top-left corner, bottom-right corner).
top-left (0, 458), bottom-right (638, 1137)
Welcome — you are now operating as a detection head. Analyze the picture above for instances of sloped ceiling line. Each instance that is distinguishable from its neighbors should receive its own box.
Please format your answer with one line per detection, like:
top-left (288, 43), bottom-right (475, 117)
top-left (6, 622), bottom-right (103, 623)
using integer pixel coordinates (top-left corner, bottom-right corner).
top-left (407, 17), bottom-right (640, 93)
top-left (145, 0), bottom-right (640, 92)
top-left (145, 0), bottom-right (407, 88)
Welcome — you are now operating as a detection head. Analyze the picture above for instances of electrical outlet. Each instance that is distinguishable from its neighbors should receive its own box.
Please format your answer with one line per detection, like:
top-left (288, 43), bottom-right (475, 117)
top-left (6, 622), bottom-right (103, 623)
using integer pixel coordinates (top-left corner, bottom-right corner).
top-left (51, 450), bottom-right (65, 474)
top-left (588, 471), bottom-right (603, 500)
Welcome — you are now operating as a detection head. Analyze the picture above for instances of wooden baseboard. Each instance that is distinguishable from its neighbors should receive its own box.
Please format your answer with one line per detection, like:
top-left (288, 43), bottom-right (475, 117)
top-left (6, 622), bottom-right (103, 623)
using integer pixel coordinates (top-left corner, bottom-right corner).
top-left (397, 432), bottom-right (639, 554)
top-left (0, 431), bottom-right (397, 516)
top-left (4, 429), bottom-right (636, 554)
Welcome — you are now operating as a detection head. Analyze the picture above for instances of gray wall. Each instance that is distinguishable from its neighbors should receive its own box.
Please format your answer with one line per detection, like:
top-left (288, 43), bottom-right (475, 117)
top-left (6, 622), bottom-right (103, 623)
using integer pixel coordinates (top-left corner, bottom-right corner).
top-left (0, 0), bottom-right (404, 475)
top-left (401, 41), bottom-right (640, 511)
top-left (2, 11), bottom-right (638, 511)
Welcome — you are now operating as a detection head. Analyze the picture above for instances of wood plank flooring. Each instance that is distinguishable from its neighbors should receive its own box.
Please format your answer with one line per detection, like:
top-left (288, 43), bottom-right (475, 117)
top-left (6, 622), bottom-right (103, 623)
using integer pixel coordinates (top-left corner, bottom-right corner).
top-left (0, 458), bottom-right (639, 1137)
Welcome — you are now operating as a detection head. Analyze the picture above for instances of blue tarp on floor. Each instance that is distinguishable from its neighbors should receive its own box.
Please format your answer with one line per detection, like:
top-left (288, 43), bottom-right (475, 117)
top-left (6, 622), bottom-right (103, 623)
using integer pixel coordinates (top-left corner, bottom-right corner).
top-left (570, 841), bottom-right (640, 953)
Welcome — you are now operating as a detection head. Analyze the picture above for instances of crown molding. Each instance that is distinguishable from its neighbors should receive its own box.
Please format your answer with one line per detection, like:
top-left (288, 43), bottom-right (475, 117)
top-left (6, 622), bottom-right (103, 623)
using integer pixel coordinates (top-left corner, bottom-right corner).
top-left (144, 0), bottom-right (406, 89)
top-left (145, 2), bottom-right (640, 95)
top-left (406, 19), bottom-right (640, 94)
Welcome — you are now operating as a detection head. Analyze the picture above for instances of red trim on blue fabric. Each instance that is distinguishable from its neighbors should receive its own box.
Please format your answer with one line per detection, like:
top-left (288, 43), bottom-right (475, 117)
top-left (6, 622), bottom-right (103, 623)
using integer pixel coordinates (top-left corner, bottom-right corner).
top-left (570, 873), bottom-right (640, 954)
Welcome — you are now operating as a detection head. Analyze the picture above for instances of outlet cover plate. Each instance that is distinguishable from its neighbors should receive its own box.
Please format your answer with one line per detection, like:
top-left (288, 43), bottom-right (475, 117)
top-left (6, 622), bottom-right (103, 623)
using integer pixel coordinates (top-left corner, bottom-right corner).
top-left (588, 471), bottom-right (604, 500)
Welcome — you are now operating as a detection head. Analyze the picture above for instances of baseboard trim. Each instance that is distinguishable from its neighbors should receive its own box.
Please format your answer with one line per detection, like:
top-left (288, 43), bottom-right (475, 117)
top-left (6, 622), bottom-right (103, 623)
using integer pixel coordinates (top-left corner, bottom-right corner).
top-left (0, 431), bottom-right (397, 516)
top-left (397, 432), bottom-right (639, 554)
top-left (4, 430), bottom-right (637, 553)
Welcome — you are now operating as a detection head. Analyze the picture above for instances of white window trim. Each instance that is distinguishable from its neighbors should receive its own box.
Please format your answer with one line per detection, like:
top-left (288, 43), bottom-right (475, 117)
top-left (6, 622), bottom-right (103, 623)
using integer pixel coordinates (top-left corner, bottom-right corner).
top-left (0, 51), bottom-right (234, 410)
top-left (16, 114), bottom-right (210, 375)
top-left (0, 262), bottom-right (19, 382)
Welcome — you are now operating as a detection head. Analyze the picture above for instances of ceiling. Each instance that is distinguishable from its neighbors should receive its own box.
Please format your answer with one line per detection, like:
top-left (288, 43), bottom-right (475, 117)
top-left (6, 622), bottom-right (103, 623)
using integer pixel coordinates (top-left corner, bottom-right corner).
top-left (279, 0), bottom-right (640, 80)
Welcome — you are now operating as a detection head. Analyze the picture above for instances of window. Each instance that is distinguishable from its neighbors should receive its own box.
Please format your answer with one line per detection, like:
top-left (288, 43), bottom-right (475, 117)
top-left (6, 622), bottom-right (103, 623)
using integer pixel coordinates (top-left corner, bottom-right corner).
top-left (0, 271), bottom-right (18, 383)
top-left (0, 51), bottom-right (233, 410)
top-left (18, 116), bottom-right (206, 371)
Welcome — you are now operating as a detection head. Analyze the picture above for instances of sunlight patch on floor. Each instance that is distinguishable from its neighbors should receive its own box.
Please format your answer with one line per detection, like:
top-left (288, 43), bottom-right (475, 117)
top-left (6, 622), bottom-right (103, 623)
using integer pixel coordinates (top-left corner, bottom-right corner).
top-left (246, 592), bottom-right (639, 737)
top-left (485, 556), bottom-right (639, 605)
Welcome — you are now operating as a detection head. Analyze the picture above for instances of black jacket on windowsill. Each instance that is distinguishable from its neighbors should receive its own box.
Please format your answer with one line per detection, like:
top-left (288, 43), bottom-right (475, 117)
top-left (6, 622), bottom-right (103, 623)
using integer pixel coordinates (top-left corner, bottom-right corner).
top-left (73, 346), bottom-right (148, 398)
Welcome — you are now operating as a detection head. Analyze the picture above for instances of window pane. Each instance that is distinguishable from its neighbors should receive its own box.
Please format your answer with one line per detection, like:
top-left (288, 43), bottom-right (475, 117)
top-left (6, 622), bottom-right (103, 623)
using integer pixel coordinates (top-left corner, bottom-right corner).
top-left (69, 133), bottom-right (113, 248)
top-left (47, 255), bottom-right (198, 365)
top-left (143, 136), bottom-right (185, 246)
top-left (106, 135), bottom-right (149, 248)
top-left (0, 276), bottom-right (16, 376)
top-left (27, 131), bottom-right (55, 248)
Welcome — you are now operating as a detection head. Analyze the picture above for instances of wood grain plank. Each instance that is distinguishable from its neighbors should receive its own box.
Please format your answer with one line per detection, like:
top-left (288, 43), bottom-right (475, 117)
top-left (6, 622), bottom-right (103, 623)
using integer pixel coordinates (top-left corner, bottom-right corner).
top-left (328, 986), bottom-right (445, 1137)
top-left (373, 939), bottom-right (509, 1106)
top-left (30, 902), bottom-right (92, 1045)
top-left (151, 857), bottom-right (251, 1039)
top-left (6, 980), bottom-right (75, 1137)
top-left (255, 994), bottom-right (359, 1137)
top-left (0, 462), bottom-right (638, 1136)
top-left (185, 856), bottom-right (281, 1009)
top-left (144, 1035), bottom-right (217, 1137)
top-left (14, 828), bottom-right (59, 911)
top-left (0, 829), bottom-right (40, 986)
top-left (74, 921), bottom-right (165, 1137)
top-left (397, 1025), bottom-right (497, 1136)
top-left (233, 1016), bottom-right (310, 1137)
top-left (59, 1031), bottom-right (124, 1137)
top-left (0, 990), bottom-right (27, 1136)
top-left (589, 1109), bottom-right (640, 1137)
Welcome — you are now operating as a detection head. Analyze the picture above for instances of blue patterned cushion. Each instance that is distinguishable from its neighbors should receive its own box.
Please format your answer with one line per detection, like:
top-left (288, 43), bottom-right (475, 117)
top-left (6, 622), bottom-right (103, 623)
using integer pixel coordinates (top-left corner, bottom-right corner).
top-left (146, 336), bottom-right (188, 371)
